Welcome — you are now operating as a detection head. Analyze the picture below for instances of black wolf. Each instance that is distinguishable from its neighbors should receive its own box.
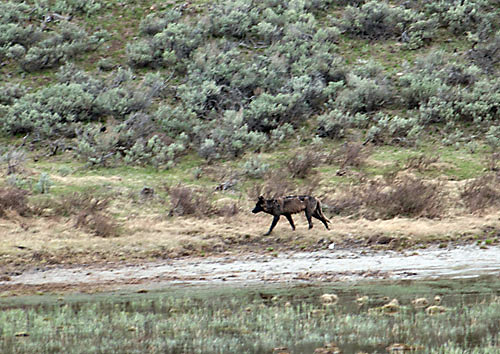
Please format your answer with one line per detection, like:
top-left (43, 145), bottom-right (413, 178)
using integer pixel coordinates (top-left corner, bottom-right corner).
top-left (252, 195), bottom-right (330, 235)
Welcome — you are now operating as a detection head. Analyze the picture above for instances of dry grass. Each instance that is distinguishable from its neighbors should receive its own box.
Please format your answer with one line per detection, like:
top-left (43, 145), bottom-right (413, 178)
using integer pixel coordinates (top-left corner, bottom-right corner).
top-left (248, 171), bottom-right (296, 199)
top-left (1, 206), bottom-right (499, 272)
top-left (1, 149), bottom-right (499, 272)
top-left (337, 142), bottom-right (370, 169)
top-left (460, 174), bottom-right (500, 213)
top-left (404, 154), bottom-right (440, 172)
top-left (0, 187), bottom-right (30, 217)
top-left (165, 184), bottom-right (240, 217)
top-left (326, 175), bottom-right (443, 219)
top-left (286, 150), bottom-right (321, 178)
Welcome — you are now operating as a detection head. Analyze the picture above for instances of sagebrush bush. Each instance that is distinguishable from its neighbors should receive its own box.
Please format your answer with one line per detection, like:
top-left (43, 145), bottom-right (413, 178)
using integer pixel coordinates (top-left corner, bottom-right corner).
top-left (468, 31), bottom-right (500, 71)
top-left (0, 1), bottom-right (104, 71)
top-left (20, 23), bottom-right (95, 72)
top-left (425, 0), bottom-right (494, 36)
top-left (1, 0), bottom-right (499, 167)
top-left (398, 49), bottom-right (499, 133)
top-left (242, 156), bottom-right (270, 179)
top-left (485, 126), bottom-right (500, 149)
top-left (35, 0), bottom-right (103, 16)
top-left (75, 111), bottom-right (187, 168)
top-left (1, 146), bottom-right (26, 175)
top-left (139, 11), bottom-right (181, 36)
top-left (3, 83), bottom-right (96, 137)
top-left (124, 134), bottom-right (186, 169)
top-left (34, 173), bottom-right (53, 194)
top-left (198, 110), bottom-right (268, 159)
top-left (207, 0), bottom-right (260, 39)
top-left (339, 0), bottom-right (436, 47)
top-left (0, 84), bottom-right (26, 105)
top-left (368, 114), bottom-right (422, 145)
top-left (316, 109), bottom-right (368, 139)
top-left (336, 74), bottom-right (391, 113)
top-left (1, 66), bottom-right (164, 143)
top-left (0, 3), bottom-right (41, 55)
top-left (124, 0), bottom-right (348, 159)
top-left (127, 15), bottom-right (204, 69)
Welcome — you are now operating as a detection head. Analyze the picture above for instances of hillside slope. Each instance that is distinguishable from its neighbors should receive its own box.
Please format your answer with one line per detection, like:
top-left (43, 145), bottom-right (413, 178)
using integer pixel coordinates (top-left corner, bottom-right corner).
top-left (0, 0), bottom-right (499, 270)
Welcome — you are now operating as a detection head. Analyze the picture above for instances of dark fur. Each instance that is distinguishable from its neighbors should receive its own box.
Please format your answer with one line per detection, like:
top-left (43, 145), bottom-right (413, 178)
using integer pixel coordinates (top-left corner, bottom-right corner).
top-left (252, 195), bottom-right (330, 235)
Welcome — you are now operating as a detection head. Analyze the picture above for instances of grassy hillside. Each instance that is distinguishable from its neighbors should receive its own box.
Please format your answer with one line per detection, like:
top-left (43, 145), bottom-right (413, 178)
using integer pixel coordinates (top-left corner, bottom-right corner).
top-left (0, 0), bottom-right (499, 270)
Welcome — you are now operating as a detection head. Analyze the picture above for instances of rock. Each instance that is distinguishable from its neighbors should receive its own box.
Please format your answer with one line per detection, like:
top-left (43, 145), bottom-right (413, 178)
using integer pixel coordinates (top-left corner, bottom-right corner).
top-left (140, 187), bottom-right (154, 199)
top-left (356, 295), bottom-right (369, 305)
top-left (426, 305), bottom-right (447, 315)
top-left (412, 297), bottom-right (429, 308)
top-left (14, 332), bottom-right (29, 337)
top-left (320, 293), bottom-right (339, 304)
top-left (381, 298), bottom-right (400, 313)
top-left (314, 342), bottom-right (341, 353)
top-left (387, 343), bottom-right (423, 351)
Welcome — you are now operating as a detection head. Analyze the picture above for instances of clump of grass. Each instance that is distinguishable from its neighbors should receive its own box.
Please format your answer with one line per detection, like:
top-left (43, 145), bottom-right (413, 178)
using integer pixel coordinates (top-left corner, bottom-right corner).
top-left (366, 176), bottom-right (443, 219)
top-left (248, 171), bottom-right (296, 200)
top-left (215, 201), bottom-right (241, 218)
top-left (286, 150), bottom-right (322, 179)
top-left (67, 194), bottom-right (118, 237)
top-left (75, 207), bottom-right (118, 238)
top-left (485, 151), bottom-right (500, 172)
top-left (328, 176), bottom-right (443, 219)
top-left (0, 187), bottom-right (30, 217)
top-left (34, 192), bottom-right (119, 237)
top-left (166, 184), bottom-right (220, 217)
top-left (404, 154), bottom-right (439, 172)
top-left (460, 174), bottom-right (500, 213)
top-left (326, 142), bottom-right (370, 170)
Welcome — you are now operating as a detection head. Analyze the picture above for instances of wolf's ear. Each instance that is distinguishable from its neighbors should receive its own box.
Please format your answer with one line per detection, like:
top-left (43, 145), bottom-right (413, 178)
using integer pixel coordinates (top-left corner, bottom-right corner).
top-left (258, 195), bottom-right (264, 201)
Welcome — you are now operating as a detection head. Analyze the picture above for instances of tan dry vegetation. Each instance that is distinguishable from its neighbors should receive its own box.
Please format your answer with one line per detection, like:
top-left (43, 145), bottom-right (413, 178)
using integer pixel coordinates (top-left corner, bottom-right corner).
top-left (1, 144), bottom-right (499, 272)
top-left (1, 207), bottom-right (499, 272)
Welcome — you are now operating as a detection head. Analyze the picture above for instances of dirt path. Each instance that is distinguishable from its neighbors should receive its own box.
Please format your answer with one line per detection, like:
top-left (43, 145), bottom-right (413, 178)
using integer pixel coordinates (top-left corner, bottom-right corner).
top-left (1, 245), bottom-right (499, 294)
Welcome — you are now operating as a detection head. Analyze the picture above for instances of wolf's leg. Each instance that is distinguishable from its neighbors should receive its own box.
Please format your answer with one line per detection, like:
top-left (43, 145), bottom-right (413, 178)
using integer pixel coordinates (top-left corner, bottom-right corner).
top-left (313, 213), bottom-right (330, 230)
top-left (284, 213), bottom-right (295, 230)
top-left (305, 209), bottom-right (313, 229)
top-left (265, 215), bottom-right (280, 235)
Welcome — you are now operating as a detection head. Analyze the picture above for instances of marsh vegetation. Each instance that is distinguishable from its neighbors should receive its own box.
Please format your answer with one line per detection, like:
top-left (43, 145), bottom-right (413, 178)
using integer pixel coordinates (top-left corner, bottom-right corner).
top-left (1, 277), bottom-right (499, 353)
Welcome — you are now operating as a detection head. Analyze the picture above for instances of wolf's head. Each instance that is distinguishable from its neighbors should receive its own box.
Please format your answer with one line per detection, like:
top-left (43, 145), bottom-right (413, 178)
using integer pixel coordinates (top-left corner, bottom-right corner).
top-left (252, 196), bottom-right (266, 214)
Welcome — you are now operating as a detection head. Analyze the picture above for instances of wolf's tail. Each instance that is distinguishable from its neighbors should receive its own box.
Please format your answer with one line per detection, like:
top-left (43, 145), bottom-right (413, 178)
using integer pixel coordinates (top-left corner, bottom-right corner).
top-left (316, 200), bottom-right (331, 223)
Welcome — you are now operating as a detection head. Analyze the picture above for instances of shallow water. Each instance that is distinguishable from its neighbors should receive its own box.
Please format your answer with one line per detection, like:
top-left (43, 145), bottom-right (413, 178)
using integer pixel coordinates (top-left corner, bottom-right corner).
top-left (4, 245), bottom-right (499, 290)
